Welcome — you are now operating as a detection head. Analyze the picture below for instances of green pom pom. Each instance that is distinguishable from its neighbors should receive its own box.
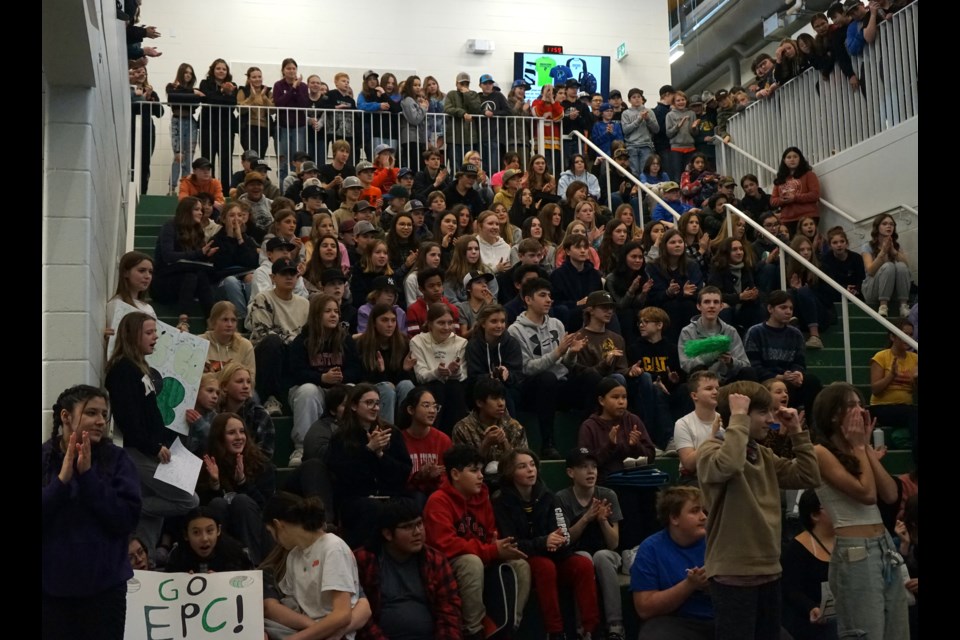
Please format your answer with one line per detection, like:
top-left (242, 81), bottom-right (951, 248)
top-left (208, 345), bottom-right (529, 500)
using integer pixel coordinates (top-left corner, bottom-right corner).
top-left (156, 377), bottom-right (186, 426)
top-left (683, 335), bottom-right (732, 358)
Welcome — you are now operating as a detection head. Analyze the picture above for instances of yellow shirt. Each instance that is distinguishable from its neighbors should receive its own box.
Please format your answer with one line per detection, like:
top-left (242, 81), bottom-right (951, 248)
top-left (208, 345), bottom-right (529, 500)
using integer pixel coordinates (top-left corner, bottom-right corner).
top-left (870, 349), bottom-right (917, 406)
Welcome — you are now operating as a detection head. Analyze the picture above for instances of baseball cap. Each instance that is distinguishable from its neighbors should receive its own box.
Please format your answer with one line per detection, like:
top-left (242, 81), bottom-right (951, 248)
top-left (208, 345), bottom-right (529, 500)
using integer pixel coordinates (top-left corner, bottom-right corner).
top-left (355, 160), bottom-right (375, 173)
top-left (321, 268), bottom-right (348, 285)
top-left (301, 185), bottom-right (324, 200)
top-left (339, 219), bottom-right (357, 234)
top-left (363, 70), bottom-right (379, 81)
top-left (479, 74), bottom-right (495, 85)
top-left (404, 199), bottom-right (426, 212)
top-left (386, 185), bottom-right (410, 200)
top-left (354, 201), bottom-right (376, 215)
top-left (341, 176), bottom-right (363, 190)
top-left (659, 84), bottom-right (676, 97)
top-left (599, 102), bottom-right (613, 112)
top-left (372, 275), bottom-right (398, 291)
top-left (353, 220), bottom-right (377, 235)
top-left (374, 143), bottom-right (395, 157)
top-left (241, 150), bottom-right (259, 162)
top-left (565, 447), bottom-right (599, 468)
top-left (586, 291), bottom-right (615, 307)
top-left (609, 89), bottom-right (623, 99)
top-left (299, 161), bottom-right (320, 176)
top-left (613, 148), bottom-right (629, 159)
top-left (512, 79), bottom-right (531, 90)
top-left (265, 237), bottom-right (296, 252)
top-left (501, 168), bottom-right (524, 183)
top-left (271, 258), bottom-right (299, 275)
top-left (463, 270), bottom-right (495, 288)
top-left (458, 163), bottom-right (479, 176)
top-left (456, 72), bottom-right (470, 84)
top-left (192, 157), bottom-right (212, 169)
top-left (244, 171), bottom-right (265, 184)
top-left (660, 181), bottom-right (681, 192)
top-left (397, 167), bottom-right (414, 180)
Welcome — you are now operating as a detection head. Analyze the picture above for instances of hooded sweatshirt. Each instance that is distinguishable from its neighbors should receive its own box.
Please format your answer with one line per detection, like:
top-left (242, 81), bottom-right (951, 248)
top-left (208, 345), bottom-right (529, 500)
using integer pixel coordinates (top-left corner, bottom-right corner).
top-left (550, 258), bottom-right (603, 311)
top-left (621, 105), bottom-right (659, 149)
top-left (678, 314), bottom-right (750, 380)
top-left (578, 412), bottom-right (657, 477)
top-left (492, 481), bottom-right (572, 559)
top-left (452, 411), bottom-right (529, 465)
top-left (665, 107), bottom-right (697, 149)
top-left (409, 331), bottom-right (468, 383)
top-left (424, 481), bottom-right (501, 564)
top-left (507, 312), bottom-right (573, 380)
top-left (465, 332), bottom-right (524, 388)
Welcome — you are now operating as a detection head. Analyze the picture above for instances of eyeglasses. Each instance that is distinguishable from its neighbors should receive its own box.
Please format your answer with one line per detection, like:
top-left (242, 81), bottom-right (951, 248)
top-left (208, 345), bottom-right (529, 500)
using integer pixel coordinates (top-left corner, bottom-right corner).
top-left (128, 547), bottom-right (146, 562)
top-left (419, 402), bottom-right (442, 411)
top-left (361, 399), bottom-right (382, 408)
top-left (396, 519), bottom-right (425, 531)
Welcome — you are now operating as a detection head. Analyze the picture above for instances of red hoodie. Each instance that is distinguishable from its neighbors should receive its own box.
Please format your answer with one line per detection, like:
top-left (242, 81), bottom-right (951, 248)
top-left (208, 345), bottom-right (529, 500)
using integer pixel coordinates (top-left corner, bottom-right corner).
top-left (424, 480), bottom-right (500, 565)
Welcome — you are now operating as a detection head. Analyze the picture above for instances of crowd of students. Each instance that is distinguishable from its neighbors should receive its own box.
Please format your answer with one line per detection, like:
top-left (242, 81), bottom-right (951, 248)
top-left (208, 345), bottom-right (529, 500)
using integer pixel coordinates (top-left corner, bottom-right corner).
top-left (44, 3), bottom-right (920, 638)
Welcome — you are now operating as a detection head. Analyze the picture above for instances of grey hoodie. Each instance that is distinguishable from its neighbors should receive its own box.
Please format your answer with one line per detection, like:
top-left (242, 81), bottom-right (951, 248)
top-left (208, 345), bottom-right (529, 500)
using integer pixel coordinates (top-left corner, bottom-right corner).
top-left (507, 312), bottom-right (574, 380)
top-left (665, 107), bottom-right (697, 148)
top-left (620, 105), bottom-right (660, 149)
top-left (678, 314), bottom-right (750, 380)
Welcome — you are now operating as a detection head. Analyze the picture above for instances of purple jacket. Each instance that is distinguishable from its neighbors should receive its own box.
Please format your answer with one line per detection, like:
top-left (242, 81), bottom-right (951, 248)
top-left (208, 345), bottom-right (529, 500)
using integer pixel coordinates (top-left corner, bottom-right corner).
top-left (41, 438), bottom-right (141, 597)
top-left (273, 79), bottom-right (310, 128)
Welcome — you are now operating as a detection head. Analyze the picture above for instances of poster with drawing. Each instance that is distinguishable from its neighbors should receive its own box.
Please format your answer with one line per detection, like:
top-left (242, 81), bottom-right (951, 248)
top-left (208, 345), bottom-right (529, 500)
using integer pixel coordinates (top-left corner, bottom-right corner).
top-left (109, 302), bottom-right (209, 435)
top-left (125, 570), bottom-right (263, 639)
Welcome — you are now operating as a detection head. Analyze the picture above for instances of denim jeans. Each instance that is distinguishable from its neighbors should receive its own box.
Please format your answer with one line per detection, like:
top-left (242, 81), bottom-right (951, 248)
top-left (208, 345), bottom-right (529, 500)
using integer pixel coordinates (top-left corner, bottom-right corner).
top-left (170, 116), bottom-right (198, 190)
top-left (288, 383), bottom-right (326, 448)
top-left (375, 379), bottom-right (415, 425)
top-left (277, 126), bottom-right (308, 183)
top-left (628, 146), bottom-right (653, 178)
top-left (830, 533), bottom-right (910, 640)
top-left (216, 276), bottom-right (251, 320)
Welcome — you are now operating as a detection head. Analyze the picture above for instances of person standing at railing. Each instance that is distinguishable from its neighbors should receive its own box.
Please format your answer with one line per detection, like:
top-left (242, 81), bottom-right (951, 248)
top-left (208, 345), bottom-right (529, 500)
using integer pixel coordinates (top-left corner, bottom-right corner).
top-left (665, 91), bottom-right (697, 186)
top-left (651, 85), bottom-right (675, 171)
top-left (325, 73), bottom-right (358, 164)
top-left (531, 84), bottom-right (565, 175)
top-left (305, 75), bottom-right (327, 166)
top-left (771, 147), bottom-right (821, 235)
top-left (130, 67), bottom-right (164, 195)
top-left (273, 58), bottom-right (311, 185)
top-left (560, 79), bottom-right (588, 163)
top-left (198, 59), bottom-right (237, 183)
top-left (478, 74), bottom-right (513, 177)
top-left (399, 75), bottom-right (429, 175)
top-left (166, 63), bottom-right (203, 196)
top-left (844, 0), bottom-right (880, 57)
top-left (236, 66), bottom-right (273, 160)
top-left (358, 70), bottom-right (398, 166)
top-left (590, 102), bottom-right (624, 159)
top-left (621, 88), bottom-right (659, 178)
top-left (443, 72), bottom-right (482, 172)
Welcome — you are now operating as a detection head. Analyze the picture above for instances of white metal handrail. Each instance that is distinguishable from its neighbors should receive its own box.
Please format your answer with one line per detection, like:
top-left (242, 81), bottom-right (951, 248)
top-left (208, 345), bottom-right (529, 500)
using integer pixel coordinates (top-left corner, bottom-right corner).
top-left (725, 3), bottom-right (918, 169)
top-left (723, 202), bottom-right (918, 382)
top-left (572, 130), bottom-right (682, 226)
top-left (899, 203), bottom-right (918, 216)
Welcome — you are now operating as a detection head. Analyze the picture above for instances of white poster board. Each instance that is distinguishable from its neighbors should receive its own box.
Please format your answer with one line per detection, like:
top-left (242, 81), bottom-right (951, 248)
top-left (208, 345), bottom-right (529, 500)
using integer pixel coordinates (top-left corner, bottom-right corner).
top-left (109, 302), bottom-right (209, 435)
top-left (125, 570), bottom-right (264, 639)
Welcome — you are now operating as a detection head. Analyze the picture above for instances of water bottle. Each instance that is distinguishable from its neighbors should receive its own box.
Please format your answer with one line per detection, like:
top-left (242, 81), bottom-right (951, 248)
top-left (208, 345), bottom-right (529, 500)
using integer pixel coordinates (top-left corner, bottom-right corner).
top-left (872, 428), bottom-right (885, 449)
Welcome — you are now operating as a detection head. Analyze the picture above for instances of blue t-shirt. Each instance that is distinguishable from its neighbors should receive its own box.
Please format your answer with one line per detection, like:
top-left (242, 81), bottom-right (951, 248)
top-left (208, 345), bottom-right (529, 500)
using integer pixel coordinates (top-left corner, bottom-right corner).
top-left (651, 200), bottom-right (692, 223)
top-left (630, 529), bottom-right (713, 620)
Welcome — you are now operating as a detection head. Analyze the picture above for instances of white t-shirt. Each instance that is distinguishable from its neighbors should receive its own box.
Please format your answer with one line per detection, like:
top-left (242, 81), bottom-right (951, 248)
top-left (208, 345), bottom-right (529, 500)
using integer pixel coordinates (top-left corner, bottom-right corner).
top-left (673, 411), bottom-right (720, 452)
top-left (105, 297), bottom-right (156, 329)
top-left (279, 533), bottom-right (360, 636)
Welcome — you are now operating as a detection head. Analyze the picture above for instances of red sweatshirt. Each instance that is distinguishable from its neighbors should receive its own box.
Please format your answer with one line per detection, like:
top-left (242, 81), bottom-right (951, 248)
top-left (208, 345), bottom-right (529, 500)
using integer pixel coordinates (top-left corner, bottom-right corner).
top-left (424, 481), bottom-right (500, 564)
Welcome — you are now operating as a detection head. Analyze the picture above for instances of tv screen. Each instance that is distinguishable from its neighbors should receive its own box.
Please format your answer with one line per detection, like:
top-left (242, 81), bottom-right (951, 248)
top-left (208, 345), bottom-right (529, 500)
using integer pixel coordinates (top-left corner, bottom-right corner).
top-left (512, 52), bottom-right (611, 101)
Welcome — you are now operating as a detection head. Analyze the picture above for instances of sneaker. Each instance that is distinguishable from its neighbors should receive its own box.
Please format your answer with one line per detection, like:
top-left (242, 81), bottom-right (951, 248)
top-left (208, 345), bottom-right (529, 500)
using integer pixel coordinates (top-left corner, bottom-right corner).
top-left (288, 447), bottom-right (303, 468)
top-left (264, 395), bottom-right (283, 416)
top-left (541, 445), bottom-right (562, 460)
top-left (606, 627), bottom-right (626, 640)
top-left (878, 303), bottom-right (889, 317)
top-left (805, 335), bottom-right (824, 350)
top-left (620, 546), bottom-right (638, 574)
top-left (661, 437), bottom-right (678, 457)
top-left (899, 303), bottom-right (911, 318)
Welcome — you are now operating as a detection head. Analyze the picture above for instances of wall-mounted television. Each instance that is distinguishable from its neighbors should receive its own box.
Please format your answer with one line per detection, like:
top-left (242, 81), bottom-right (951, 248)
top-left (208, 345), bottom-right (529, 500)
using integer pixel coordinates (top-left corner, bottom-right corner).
top-left (512, 52), bottom-right (611, 101)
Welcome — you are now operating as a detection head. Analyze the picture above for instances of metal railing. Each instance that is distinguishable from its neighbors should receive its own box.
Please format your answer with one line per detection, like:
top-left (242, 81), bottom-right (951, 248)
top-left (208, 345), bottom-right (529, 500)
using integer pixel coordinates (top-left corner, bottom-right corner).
top-left (571, 130), bottom-right (683, 227)
top-left (726, 2), bottom-right (918, 170)
top-left (130, 101), bottom-right (564, 195)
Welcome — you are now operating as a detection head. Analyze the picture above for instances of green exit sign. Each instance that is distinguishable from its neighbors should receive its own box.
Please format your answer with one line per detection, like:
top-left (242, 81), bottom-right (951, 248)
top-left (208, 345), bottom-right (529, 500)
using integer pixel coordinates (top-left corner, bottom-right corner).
top-left (616, 42), bottom-right (628, 61)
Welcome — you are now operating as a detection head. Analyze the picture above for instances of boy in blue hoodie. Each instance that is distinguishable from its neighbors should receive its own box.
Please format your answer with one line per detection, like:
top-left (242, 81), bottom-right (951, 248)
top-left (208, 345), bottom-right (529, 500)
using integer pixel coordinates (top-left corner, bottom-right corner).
top-left (550, 234), bottom-right (603, 332)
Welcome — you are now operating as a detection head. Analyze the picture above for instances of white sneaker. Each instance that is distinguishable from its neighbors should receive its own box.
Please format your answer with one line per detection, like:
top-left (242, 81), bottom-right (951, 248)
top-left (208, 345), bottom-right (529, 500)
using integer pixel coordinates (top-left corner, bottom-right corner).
top-left (805, 335), bottom-right (824, 350)
top-left (899, 303), bottom-right (911, 318)
top-left (878, 303), bottom-right (889, 317)
top-left (662, 437), bottom-right (678, 457)
top-left (288, 447), bottom-right (303, 468)
top-left (621, 546), bottom-right (638, 574)
top-left (264, 396), bottom-right (283, 416)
